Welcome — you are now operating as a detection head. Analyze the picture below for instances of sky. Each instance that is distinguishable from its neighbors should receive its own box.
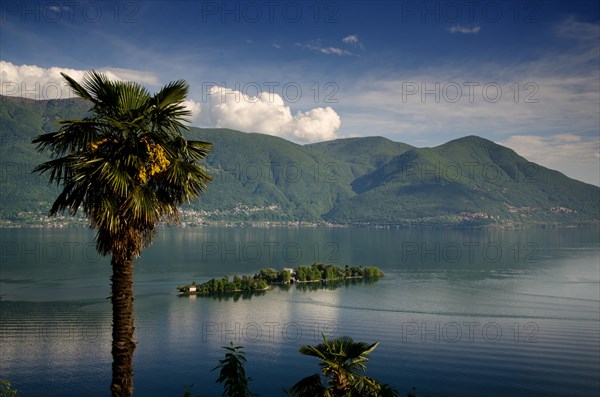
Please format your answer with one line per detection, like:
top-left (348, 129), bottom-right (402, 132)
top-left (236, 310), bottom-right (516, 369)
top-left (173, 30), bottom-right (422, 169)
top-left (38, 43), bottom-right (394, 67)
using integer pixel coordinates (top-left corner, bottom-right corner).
top-left (1, 0), bottom-right (599, 185)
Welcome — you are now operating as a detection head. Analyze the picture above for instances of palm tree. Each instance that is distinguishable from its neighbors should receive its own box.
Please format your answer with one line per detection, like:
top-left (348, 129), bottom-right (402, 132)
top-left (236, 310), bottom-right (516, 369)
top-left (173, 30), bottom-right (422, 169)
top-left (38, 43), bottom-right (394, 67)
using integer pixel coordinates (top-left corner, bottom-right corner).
top-left (288, 334), bottom-right (398, 397)
top-left (32, 71), bottom-right (211, 397)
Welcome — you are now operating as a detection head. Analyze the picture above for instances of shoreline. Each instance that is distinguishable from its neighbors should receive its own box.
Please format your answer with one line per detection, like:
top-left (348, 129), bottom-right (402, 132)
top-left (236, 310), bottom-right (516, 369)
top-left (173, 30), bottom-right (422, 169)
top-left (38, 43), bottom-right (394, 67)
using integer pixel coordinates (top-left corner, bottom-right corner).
top-left (1, 221), bottom-right (598, 230)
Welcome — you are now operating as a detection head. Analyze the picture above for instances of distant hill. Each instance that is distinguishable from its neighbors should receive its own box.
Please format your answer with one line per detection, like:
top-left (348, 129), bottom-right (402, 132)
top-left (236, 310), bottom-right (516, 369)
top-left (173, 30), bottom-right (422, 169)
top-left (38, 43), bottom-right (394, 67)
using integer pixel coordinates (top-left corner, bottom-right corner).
top-left (326, 136), bottom-right (600, 225)
top-left (306, 136), bottom-right (413, 177)
top-left (1, 95), bottom-right (598, 227)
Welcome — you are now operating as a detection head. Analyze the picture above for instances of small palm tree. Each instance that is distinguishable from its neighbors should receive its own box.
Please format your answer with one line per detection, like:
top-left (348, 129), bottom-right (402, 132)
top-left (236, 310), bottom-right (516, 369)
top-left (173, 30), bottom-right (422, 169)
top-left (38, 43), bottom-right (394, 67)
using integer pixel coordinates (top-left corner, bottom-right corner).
top-left (289, 334), bottom-right (398, 397)
top-left (33, 71), bottom-right (211, 397)
top-left (212, 343), bottom-right (256, 397)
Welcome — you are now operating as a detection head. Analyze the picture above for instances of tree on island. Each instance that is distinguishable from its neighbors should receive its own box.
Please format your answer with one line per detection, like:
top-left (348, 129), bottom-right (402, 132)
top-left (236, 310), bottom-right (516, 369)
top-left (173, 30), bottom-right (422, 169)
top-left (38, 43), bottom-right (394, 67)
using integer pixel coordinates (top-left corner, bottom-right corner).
top-left (33, 71), bottom-right (211, 397)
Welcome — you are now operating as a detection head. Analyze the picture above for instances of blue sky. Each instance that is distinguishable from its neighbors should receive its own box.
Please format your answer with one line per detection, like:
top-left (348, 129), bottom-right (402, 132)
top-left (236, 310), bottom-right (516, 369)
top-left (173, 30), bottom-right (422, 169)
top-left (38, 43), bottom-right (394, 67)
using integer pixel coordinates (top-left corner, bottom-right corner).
top-left (1, 0), bottom-right (599, 185)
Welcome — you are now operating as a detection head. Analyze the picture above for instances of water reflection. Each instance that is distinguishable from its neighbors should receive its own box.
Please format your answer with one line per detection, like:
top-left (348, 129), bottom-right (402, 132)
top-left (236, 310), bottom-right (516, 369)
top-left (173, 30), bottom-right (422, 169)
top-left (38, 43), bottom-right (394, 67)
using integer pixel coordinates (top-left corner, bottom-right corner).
top-left (178, 289), bottom-right (268, 302)
top-left (294, 277), bottom-right (379, 291)
top-left (0, 227), bottom-right (598, 397)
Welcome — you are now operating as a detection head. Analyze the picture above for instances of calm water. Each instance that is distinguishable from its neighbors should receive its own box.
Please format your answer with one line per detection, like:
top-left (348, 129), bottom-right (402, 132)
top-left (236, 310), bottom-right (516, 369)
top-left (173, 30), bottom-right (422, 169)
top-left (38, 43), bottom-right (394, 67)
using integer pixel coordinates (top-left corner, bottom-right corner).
top-left (1, 227), bottom-right (599, 397)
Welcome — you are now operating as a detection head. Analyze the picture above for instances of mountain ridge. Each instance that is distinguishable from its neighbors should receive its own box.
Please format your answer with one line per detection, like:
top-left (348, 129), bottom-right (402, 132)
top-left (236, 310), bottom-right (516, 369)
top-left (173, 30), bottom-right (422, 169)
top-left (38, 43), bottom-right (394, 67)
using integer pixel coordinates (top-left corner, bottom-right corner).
top-left (0, 95), bottom-right (598, 227)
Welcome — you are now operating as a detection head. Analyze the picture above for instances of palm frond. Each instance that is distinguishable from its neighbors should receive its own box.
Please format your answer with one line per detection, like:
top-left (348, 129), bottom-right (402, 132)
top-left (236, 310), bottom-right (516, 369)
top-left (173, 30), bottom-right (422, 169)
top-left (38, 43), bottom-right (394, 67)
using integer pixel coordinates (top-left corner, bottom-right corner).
top-left (154, 80), bottom-right (189, 110)
top-left (33, 70), bottom-right (212, 258)
top-left (287, 374), bottom-right (326, 397)
top-left (116, 81), bottom-right (150, 116)
top-left (32, 120), bottom-right (100, 156)
top-left (81, 70), bottom-right (116, 107)
top-left (61, 72), bottom-right (95, 103)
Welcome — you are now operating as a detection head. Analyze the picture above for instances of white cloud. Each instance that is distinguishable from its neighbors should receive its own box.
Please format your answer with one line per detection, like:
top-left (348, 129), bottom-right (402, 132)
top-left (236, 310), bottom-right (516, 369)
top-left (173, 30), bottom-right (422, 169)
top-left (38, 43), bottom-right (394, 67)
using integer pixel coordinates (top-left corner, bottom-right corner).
top-left (202, 86), bottom-right (341, 142)
top-left (336, 18), bottom-right (600, 184)
top-left (341, 18), bottom-right (599, 143)
top-left (0, 61), bottom-right (160, 100)
top-left (301, 35), bottom-right (364, 55)
top-left (555, 16), bottom-right (599, 40)
top-left (449, 25), bottom-right (481, 34)
top-left (498, 134), bottom-right (599, 186)
top-left (182, 99), bottom-right (203, 124)
top-left (297, 41), bottom-right (352, 56)
top-left (342, 34), bottom-right (365, 50)
top-left (0, 61), bottom-right (341, 142)
top-left (100, 67), bottom-right (160, 86)
top-left (342, 35), bottom-right (359, 45)
top-left (319, 47), bottom-right (352, 56)
top-left (288, 107), bottom-right (341, 142)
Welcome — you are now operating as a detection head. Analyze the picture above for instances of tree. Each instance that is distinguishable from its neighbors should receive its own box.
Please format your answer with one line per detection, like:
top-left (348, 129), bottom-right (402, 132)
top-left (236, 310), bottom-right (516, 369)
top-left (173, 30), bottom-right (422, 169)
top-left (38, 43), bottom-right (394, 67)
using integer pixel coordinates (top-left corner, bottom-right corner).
top-left (0, 379), bottom-right (19, 397)
top-left (278, 269), bottom-right (291, 283)
top-left (288, 334), bottom-right (398, 397)
top-left (258, 268), bottom-right (278, 283)
top-left (212, 343), bottom-right (256, 397)
top-left (32, 71), bottom-right (211, 397)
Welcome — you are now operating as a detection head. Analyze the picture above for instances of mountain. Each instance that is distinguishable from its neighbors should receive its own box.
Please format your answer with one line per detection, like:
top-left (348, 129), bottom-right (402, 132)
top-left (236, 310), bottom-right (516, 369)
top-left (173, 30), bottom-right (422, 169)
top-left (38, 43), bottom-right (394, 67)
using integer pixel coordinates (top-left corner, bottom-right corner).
top-left (182, 128), bottom-right (357, 221)
top-left (0, 96), bottom-right (91, 217)
top-left (306, 137), bottom-right (413, 178)
top-left (326, 136), bottom-right (600, 225)
top-left (0, 95), bottom-right (598, 227)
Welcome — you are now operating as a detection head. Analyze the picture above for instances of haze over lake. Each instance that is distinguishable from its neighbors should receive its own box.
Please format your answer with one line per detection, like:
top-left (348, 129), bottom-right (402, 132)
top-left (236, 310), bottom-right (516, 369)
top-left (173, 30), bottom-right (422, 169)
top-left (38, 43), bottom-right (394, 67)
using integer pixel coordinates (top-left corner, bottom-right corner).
top-left (1, 227), bottom-right (598, 396)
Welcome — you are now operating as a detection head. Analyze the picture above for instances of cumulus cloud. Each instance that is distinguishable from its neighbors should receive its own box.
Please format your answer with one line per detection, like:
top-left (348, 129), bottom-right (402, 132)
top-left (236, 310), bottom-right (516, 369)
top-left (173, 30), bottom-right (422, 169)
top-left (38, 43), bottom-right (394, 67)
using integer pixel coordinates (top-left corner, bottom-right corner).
top-left (449, 25), bottom-right (481, 34)
top-left (0, 61), bottom-right (160, 100)
top-left (288, 107), bottom-right (341, 142)
top-left (202, 86), bottom-right (341, 142)
top-left (182, 99), bottom-right (203, 124)
top-left (0, 62), bottom-right (341, 142)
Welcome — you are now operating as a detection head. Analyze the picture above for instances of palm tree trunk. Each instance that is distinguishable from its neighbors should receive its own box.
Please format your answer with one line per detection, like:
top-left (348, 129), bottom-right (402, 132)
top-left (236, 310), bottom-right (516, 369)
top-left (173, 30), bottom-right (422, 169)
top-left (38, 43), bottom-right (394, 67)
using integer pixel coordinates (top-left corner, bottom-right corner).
top-left (110, 252), bottom-right (137, 397)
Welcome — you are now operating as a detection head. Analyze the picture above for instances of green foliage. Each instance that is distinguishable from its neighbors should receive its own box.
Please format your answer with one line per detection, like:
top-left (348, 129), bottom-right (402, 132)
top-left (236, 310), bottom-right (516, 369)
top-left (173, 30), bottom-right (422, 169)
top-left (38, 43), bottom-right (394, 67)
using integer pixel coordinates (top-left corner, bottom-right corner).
top-left (278, 269), bottom-right (292, 283)
top-left (186, 275), bottom-right (268, 295)
top-left (327, 136), bottom-right (600, 226)
top-left (0, 379), bottom-right (19, 397)
top-left (306, 136), bottom-right (413, 178)
top-left (294, 264), bottom-right (323, 282)
top-left (258, 268), bottom-right (279, 283)
top-left (30, 72), bottom-right (211, 256)
top-left (2, 96), bottom-right (599, 226)
top-left (28, 73), bottom-right (212, 397)
top-left (212, 343), bottom-right (256, 397)
top-left (294, 264), bottom-right (382, 282)
top-left (179, 265), bottom-right (382, 297)
top-left (288, 334), bottom-right (398, 397)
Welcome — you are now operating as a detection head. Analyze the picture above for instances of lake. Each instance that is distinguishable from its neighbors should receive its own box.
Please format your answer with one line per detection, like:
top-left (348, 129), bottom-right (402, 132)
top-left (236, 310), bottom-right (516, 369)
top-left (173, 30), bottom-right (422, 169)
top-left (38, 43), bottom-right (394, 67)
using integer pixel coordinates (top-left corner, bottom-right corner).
top-left (1, 227), bottom-right (599, 396)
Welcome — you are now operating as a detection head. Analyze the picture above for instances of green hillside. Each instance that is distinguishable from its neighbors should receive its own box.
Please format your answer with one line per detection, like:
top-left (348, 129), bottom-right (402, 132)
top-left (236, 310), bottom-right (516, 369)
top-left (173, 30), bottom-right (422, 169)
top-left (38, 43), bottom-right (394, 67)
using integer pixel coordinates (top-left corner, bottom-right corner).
top-left (327, 136), bottom-right (599, 226)
top-left (306, 136), bottom-right (413, 177)
top-left (0, 96), bottom-right (91, 219)
top-left (0, 95), bottom-right (598, 227)
top-left (183, 128), bottom-right (357, 221)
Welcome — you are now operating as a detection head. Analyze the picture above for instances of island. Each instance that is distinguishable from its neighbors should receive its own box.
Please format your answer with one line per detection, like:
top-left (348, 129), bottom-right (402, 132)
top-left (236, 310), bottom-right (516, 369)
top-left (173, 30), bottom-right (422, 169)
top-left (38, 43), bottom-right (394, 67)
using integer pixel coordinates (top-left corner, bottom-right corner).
top-left (177, 263), bottom-right (384, 296)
